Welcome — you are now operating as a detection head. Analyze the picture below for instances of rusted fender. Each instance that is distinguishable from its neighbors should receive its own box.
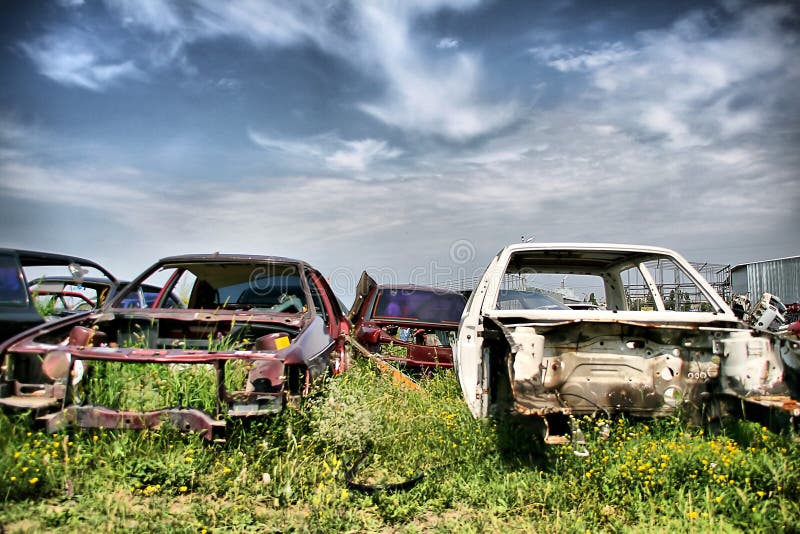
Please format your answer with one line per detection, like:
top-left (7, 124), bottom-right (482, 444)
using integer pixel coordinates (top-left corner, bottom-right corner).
top-left (39, 406), bottom-right (227, 441)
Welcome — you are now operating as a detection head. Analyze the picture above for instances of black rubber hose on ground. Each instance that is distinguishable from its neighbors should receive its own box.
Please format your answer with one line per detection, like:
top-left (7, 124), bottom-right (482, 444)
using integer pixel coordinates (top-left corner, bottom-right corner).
top-left (345, 450), bottom-right (426, 493)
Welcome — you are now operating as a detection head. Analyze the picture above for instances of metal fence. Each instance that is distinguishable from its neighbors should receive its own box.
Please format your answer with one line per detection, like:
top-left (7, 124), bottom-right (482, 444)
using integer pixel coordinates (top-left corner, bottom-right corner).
top-left (731, 257), bottom-right (800, 304)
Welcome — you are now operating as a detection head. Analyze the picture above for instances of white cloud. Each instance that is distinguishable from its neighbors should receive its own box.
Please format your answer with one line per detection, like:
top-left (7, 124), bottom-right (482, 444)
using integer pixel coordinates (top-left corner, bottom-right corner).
top-left (354, 3), bottom-right (517, 140)
top-left (248, 130), bottom-right (401, 173)
top-left (21, 33), bottom-right (144, 91)
top-left (0, 162), bottom-right (151, 209)
top-left (105, 0), bottom-right (184, 35)
top-left (640, 106), bottom-right (703, 148)
top-left (103, 1), bottom-right (349, 54)
top-left (325, 139), bottom-right (402, 172)
top-left (530, 42), bottom-right (636, 72)
top-left (456, 148), bottom-right (527, 167)
top-left (357, 55), bottom-right (516, 140)
top-left (437, 37), bottom-right (460, 49)
top-left (97, 0), bottom-right (511, 140)
top-left (590, 125), bottom-right (617, 136)
top-left (216, 77), bottom-right (241, 90)
top-left (531, 4), bottom-right (797, 150)
top-left (247, 130), bottom-right (326, 159)
top-left (705, 148), bottom-right (754, 166)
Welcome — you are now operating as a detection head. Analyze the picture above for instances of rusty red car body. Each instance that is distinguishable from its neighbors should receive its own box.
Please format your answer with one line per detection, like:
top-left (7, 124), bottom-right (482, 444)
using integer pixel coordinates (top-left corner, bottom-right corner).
top-left (348, 272), bottom-right (466, 368)
top-left (0, 254), bottom-right (349, 440)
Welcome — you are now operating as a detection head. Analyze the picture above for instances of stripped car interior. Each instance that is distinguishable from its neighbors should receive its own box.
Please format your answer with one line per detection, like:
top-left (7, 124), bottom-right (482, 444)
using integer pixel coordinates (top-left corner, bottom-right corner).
top-left (455, 243), bottom-right (800, 443)
top-left (0, 254), bottom-right (349, 441)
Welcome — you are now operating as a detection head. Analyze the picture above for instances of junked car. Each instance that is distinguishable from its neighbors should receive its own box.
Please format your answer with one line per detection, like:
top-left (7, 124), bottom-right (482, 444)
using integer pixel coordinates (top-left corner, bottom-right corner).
top-left (455, 243), bottom-right (800, 443)
top-left (29, 276), bottom-right (119, 315)
top-left (0, 254), bottom-right (350, 440)
top-left (0, 249), bottom-right (118, 341)
top-left (30, 278), bottom-right (181, 315)
top-left (349, 272), bottom-right (467, 368)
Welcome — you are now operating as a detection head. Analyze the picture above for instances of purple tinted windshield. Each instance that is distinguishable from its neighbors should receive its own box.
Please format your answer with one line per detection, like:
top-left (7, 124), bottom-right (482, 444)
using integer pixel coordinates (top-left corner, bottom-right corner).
top-left (372, 289), bottom-right (466, 324)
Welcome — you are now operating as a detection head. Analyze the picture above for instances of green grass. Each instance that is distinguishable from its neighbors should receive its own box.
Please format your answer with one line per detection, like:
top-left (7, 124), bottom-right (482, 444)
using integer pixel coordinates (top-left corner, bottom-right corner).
top-left (1, 357), bottom-right (799, 532)
top-left (83, 361), bottom-right (220, 413)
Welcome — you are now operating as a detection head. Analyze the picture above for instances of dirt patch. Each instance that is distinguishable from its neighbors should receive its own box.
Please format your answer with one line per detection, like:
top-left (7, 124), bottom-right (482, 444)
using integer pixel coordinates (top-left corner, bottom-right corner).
top-left (3, 518), bottom-right (43, 534)
top-left (168, 495), bottom-right (193, 515)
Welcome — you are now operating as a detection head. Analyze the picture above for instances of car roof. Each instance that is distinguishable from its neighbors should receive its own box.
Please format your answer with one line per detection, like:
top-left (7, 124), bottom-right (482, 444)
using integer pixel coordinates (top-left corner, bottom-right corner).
top-left (499, 243), bottom-right (689, 272)
top-left (28, 276), bottom-right (116, 286)
top-left (0, 248), bottom-right (118, 283)
top-left (501, 242), bottom-right (680, 255)
top-left (375, 284), bottom-right (464, 296)
top-left (157, 253), bottom-right (307, 267)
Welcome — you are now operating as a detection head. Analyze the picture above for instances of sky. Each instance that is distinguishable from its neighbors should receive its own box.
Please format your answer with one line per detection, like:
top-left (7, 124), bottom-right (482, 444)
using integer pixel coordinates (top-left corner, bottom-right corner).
top-left (0, 0), bottom-right (798, 302)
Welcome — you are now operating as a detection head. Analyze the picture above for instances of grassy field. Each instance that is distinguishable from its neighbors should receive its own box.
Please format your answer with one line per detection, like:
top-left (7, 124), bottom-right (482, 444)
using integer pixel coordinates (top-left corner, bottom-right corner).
top-left (1, 357), bottom-right (799, 533)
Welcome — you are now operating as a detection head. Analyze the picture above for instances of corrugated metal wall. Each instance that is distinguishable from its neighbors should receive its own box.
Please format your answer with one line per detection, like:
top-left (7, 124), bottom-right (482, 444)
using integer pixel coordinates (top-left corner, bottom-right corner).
top-left (732, 257), bottom-right (800, 303)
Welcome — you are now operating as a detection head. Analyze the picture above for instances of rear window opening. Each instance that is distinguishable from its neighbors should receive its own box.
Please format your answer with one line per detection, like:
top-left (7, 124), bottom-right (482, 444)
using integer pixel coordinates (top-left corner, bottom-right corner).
top-left (372, 288), bottom-right (465, 323)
